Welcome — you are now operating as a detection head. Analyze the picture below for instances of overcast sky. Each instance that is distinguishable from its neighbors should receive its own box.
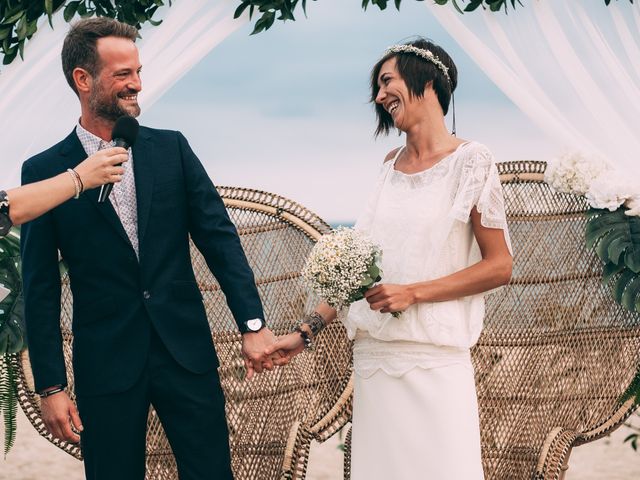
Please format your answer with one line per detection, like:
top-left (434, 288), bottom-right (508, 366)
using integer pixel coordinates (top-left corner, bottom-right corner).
top-left (141, 1), bottom-right (562, 223)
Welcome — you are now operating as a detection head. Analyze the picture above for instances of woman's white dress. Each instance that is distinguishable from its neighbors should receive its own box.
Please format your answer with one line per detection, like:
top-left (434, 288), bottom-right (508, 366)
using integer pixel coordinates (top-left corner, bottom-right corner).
top-left (342, 141), bottom-right (512, 480)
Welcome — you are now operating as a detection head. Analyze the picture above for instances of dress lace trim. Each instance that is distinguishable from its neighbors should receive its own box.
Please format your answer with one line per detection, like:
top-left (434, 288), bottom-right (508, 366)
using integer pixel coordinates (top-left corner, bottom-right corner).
top-left (353, 331), bottom-right (472, 378)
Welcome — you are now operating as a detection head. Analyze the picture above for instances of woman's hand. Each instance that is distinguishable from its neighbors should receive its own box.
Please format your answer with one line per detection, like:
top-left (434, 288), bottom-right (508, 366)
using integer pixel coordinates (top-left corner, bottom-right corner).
top-left (364, 283), bottom-right (416, 314)
top-left (74, 147), bottom-right (129, 190)
top-left (264, 332), bottom-right (306, 366)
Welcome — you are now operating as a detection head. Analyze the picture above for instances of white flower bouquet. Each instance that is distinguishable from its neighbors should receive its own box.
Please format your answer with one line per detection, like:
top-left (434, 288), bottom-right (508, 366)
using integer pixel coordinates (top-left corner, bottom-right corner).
top-left (302, 227), bottom-right (399, 316)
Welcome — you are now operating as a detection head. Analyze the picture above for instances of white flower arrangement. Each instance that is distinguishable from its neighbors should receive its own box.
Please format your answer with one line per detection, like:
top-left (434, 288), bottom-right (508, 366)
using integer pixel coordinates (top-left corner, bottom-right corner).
top-left (544, 151), bottom-right (610, 196)
top-left (302, 227), bottom-right (398, 316)
top-left (585, 174), bottom-right (636, 212)
top-left (544, 151), bottom-right (640, 314)
top-left (545, 152), bottom-right (639, 218)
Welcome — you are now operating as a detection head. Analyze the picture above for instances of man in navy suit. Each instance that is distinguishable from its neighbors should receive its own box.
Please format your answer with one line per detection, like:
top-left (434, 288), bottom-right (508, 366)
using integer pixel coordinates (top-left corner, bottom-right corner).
top-left (21, 17), bottom-right (278, 480)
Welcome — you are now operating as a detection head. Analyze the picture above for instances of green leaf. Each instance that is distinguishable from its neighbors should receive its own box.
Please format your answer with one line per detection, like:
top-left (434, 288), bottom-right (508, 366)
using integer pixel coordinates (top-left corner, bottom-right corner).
top-left (450, 0), bottom-right (465, 13)
top-left (367, 264), bottom-right (380, 281)
top-left (45, 0), bottom-right (54, 27)
top-left (250, 11), bottom-right (276, 35)
top-left (626, 215), bottom-right (640, 269)
top-left (4, 10), bottom-right (25, 24)
top-left (614, 269), bottom-right (636, 304)
top-left (234, 2), bottom-right (250, 19)
top-left (621, 275), bottom-right (640, 312)
top-left (15, 14), bottom-right (27, 41)
top-left (596, 229), bottom-right (626, 262)
top-left (0, 27), bottom-right (12, 41)
top-left (63, 1), bottom-right (80, 22)
top-left (608, 235), bottom-right (629, 265)
top-left (603, 262), bottom-right (625, 285)
top-left (360, 275), bottom-right (374, 287)
top-left (585, 211), bottom-right (625, 249)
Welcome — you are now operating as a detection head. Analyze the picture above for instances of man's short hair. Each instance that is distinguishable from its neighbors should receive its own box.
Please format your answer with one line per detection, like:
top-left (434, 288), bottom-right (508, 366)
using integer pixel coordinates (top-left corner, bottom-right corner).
top-left (61, 17), bottom-right (138, 95)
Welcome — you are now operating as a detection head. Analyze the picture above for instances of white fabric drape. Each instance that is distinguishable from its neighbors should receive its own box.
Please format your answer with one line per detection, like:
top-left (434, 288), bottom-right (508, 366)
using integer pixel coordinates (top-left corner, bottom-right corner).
top-left (0, 1), bottom-right (246, 187)
top-left (427, 0), bottom-right (640, 175)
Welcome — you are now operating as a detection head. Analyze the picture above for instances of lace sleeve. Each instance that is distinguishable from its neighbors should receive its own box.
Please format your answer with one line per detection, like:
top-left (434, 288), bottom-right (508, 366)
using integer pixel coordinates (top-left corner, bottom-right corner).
top-left (450, 144), bottom-right (513, 255)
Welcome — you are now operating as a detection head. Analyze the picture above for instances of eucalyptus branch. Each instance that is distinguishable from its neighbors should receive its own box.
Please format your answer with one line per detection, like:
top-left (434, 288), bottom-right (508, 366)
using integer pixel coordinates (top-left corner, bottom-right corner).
top-left (0, 0), bottom-right (171, 66)
top-left (235, 0), bottom-right (634, 35)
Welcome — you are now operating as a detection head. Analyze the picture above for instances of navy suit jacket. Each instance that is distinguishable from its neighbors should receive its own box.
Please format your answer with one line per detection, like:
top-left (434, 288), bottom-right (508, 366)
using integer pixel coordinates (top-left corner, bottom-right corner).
top-left (21, 127), bottom-right (264, 397)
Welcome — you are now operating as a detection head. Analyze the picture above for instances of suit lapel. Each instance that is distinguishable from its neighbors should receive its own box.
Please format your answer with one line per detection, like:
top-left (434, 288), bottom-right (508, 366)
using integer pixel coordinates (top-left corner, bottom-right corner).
top-left (133, 130), bottom-right (155, 246)
top-left (60, 130), bottom-right (134, 249)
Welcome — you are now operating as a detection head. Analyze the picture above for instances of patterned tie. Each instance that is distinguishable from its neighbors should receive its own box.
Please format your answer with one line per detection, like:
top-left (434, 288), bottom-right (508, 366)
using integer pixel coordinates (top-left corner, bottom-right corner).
top-left (100, 140), bottom-right (139, 257)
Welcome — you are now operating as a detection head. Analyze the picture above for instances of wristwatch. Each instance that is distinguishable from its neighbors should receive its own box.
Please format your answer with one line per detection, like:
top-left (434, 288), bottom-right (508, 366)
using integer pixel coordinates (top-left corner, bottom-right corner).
top-left (0, 191), bottom-right (12, 237)
top-left (241, 318), bottom-right (265, 334)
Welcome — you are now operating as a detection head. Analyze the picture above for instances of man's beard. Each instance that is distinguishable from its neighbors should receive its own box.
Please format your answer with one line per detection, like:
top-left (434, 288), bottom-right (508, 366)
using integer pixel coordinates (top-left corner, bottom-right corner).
top-left (89, 80), bottom-right (141, 121)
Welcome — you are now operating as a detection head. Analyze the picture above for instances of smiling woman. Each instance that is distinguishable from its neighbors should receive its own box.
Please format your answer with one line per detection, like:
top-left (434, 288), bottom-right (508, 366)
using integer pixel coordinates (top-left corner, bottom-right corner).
top-left (267, 37), bottom-right (513, 480)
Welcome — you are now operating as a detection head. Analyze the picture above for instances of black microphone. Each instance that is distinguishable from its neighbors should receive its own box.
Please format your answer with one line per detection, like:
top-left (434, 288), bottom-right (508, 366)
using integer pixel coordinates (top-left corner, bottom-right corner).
top-left (98, 116), bottom-right (140, 203)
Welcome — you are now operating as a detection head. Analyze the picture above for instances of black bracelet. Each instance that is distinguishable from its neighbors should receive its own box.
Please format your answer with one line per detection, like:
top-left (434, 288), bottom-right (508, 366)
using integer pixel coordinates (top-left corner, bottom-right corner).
top-left (38, 385), bottom-right (65, 398)
top-left (294, 326), bottom-right (313, 350)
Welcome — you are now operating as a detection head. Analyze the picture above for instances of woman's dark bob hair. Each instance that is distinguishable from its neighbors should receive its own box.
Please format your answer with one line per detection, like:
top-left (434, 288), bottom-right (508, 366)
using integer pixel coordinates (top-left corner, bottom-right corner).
top-left (370, 38), bottom-right (458, 137)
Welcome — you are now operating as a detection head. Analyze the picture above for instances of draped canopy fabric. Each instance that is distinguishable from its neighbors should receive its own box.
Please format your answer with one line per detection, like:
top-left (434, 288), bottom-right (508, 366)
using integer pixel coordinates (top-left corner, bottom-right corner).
top-left (427, 1), bottom-right (640, 175)
top-left (0, 0), bottom-right (246, 188)
top-left (2, 1), bottom-right (638, 187)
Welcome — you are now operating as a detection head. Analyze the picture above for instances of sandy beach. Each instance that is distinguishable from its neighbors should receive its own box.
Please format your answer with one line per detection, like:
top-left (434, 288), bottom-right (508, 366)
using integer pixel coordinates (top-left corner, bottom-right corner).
top-left (2, 408), bottom-right (640, 479)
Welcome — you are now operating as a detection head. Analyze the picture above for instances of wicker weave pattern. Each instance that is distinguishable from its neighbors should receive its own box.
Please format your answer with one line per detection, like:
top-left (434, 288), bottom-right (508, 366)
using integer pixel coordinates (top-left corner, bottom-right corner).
top-left (16, 187), bottom-right (353, 480)
top-left (474, 161), bottom-right (640, 479)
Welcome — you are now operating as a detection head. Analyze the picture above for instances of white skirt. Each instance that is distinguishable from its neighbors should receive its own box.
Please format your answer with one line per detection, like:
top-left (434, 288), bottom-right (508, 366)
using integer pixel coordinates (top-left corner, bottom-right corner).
top-left (351, 361), bottom-right (485, 480)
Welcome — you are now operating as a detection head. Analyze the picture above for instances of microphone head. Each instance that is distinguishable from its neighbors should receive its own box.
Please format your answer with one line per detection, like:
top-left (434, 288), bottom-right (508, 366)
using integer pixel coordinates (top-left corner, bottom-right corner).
top-left (111, 116), bottom-right (139, 148)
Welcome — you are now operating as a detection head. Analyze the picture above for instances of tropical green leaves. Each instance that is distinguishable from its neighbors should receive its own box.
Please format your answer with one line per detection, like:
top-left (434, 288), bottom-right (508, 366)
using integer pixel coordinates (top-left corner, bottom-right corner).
top-left (0, 229), bottom-right (24, 356)
top-left (586, 208), bottom-right (640, 313)
top-left (0, 228), bottom-right (22, 456)
top-left (0, 354), bottom-right (17, 456)
top-left (1, 0), bottom-right (171, 66)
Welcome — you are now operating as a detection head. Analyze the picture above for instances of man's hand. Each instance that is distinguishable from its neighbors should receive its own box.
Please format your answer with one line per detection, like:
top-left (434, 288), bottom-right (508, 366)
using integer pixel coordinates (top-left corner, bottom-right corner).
top-left (41, 391), bottom-right (83, 443)
top-left (264, 332), bottom-right (305, 366)
top-left (241, 328), bottom-right (283, 380)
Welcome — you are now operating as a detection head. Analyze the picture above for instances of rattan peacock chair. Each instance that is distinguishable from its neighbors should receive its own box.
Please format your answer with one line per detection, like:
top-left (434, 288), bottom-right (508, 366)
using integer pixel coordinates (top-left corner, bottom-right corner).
top-left (15, 186), bottom-right (353, 480)
top-left (343, 160), bottom-right (640, 480)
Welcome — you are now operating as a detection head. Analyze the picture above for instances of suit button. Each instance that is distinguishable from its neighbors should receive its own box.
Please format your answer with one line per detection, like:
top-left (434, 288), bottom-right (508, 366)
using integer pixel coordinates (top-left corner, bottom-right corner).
top-left (143, 291), bottom-right (151, 300)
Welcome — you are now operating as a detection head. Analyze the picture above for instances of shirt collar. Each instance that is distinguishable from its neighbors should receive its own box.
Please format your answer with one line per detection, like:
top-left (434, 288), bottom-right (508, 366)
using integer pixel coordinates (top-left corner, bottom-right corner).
top-left (75, 121), bottom-right (115, 156)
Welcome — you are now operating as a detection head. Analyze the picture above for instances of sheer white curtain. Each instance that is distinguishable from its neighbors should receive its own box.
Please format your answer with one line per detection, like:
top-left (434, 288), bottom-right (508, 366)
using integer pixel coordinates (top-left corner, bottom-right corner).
top-left (427, 0), bottom-right (640, 174)
top-left (0, 0), bottom-right (247, 187)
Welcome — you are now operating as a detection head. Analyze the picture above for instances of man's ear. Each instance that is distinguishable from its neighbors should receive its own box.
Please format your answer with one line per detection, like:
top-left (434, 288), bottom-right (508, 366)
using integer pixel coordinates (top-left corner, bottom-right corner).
top-left (73, 67), bottom-right (92, 94)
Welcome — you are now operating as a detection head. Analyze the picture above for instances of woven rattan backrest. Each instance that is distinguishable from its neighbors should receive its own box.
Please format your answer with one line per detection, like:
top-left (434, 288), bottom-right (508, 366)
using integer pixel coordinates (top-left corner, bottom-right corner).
top-left (16, 187), bottom-right (353, 480)
top-left (474, 161), bottom-right (640, 479)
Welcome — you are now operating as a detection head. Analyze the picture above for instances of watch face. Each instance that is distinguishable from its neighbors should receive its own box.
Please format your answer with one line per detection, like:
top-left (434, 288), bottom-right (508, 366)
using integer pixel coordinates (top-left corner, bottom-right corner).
top-left (246, 318), bottom-right (264, 332)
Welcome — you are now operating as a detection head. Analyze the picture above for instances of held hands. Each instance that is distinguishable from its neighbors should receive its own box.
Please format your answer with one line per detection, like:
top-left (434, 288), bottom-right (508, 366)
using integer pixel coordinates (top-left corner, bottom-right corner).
top-left (364, 283), bottom-right (415, 315)
top-left (74, 147), bottom-right (129, 190)
top-left (241, 327), bottom-right (286, 380)
top-left (264, 332), bottom-right (305, 367)
top-left (40, 391), bottom-right (83, 444)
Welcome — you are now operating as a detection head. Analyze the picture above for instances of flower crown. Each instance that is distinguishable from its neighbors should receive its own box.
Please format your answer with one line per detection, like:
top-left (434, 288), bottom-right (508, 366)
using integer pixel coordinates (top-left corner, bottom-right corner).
top-left (385, 44), bottom-right (451, 85)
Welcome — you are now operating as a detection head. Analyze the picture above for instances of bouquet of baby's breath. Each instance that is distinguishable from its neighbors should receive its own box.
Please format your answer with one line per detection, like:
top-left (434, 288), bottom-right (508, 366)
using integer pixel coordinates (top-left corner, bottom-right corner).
top-left (302, 227), bottom-right (399, 316)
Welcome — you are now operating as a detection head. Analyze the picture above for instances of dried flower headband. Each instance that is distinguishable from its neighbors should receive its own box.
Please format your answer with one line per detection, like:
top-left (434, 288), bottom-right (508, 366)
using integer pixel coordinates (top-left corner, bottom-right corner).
top-left (384, 44), bottom-right (451, 85)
